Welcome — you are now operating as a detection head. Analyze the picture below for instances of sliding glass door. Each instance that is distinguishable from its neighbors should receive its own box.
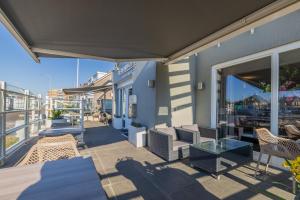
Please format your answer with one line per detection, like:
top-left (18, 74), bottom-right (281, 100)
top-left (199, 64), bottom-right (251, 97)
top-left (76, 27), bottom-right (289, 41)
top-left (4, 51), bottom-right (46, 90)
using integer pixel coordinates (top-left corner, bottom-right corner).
top-left (217, 57), bottom-right (271, 139)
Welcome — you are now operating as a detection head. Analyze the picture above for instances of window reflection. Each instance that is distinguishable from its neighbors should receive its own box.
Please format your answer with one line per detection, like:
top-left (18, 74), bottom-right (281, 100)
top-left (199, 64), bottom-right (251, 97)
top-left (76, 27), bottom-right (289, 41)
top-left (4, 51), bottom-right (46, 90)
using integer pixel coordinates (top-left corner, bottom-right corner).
top-left (279, 49), bottom-right (300, 137)
top-left (217, 57), bottom-right (271, 141)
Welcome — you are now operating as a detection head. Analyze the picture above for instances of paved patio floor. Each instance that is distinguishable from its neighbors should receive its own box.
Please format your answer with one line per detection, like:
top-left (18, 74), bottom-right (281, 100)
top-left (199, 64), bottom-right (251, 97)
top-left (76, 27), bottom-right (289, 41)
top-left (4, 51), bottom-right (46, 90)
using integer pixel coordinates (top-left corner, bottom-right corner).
top-left (81, 121), bottom-right (295, 200)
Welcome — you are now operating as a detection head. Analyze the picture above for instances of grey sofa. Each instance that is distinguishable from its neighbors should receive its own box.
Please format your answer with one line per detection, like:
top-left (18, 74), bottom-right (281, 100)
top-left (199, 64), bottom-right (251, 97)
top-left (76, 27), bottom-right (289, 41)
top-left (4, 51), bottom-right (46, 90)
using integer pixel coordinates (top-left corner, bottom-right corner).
top-left (148, 127), bottom-right (199, 161)
top-left (148, 125), bottom-right (217, 161)
top-left (181, 125), bottom-right (217, 143)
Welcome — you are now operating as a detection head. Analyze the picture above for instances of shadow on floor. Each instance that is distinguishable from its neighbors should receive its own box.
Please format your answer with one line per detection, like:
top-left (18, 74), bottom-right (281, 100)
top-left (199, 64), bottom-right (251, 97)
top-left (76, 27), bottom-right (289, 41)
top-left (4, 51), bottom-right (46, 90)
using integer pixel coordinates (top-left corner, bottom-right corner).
top-left (113, 157), bottom-right (218, 200)
top-left (81, 121), bottom-right (294, 199)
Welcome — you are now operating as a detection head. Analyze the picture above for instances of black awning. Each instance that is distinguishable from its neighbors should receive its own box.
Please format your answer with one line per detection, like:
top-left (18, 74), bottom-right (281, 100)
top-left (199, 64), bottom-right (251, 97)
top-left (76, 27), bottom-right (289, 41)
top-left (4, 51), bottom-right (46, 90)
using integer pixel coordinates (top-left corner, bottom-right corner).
top-left (0, 0), bottom-right (297, 63)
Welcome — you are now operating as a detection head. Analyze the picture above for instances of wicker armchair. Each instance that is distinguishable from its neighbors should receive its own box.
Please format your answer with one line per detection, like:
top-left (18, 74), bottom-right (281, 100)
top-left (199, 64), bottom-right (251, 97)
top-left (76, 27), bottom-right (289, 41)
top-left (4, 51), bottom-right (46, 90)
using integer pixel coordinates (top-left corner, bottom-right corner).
top-left (285, 125), bottom-right (300, 140)
top-left (255, 128), bottom-right (300, 176)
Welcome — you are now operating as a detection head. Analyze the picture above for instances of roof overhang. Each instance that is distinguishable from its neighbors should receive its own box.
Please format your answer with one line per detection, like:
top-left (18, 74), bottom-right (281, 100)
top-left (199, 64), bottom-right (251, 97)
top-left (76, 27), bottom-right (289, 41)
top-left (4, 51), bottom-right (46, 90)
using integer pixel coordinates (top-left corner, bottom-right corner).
top-left (0, 0), bottom-right (299, 64)
top-left (63, 85), bottom-right (112, 95)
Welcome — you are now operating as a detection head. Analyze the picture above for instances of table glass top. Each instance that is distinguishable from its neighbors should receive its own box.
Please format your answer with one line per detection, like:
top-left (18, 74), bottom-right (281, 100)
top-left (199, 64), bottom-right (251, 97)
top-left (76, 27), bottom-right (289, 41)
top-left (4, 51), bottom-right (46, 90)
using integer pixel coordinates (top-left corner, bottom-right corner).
top-left (192, 138), bottom-right (252, 154)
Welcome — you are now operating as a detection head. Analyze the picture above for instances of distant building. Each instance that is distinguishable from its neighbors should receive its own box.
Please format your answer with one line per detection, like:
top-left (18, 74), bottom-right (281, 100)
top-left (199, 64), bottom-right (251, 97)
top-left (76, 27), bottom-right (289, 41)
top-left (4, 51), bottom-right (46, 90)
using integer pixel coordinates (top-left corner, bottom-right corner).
top-left (47, 89), bottom-right (64, 100)
top-left (87, 71), bottom-right (107, 85)
top-left (112, 61), bottom-right (156, 129)
top-left (92, 72), bottom-right (112, 113)
top-left (81, 72), bottom-right (113, 114)
top-left (47, 89), bottom-right (76, 101)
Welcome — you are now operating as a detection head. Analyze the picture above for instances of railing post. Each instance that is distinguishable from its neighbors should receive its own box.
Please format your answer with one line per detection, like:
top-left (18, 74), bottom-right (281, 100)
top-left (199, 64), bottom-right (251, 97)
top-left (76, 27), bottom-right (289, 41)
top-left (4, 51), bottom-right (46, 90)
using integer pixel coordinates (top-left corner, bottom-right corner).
top-left (38, 94), bottom-right (42, 131)
top-left (0, 81), bottom-right (6, 166)
top-left (80, 98), bottom-right (84, 129)
top-left (45, 96), bottom-right (49, 119)
top-left (49, 97), bottom-right (53, 118)
top-left (24, 90), bottom-right (30, 140)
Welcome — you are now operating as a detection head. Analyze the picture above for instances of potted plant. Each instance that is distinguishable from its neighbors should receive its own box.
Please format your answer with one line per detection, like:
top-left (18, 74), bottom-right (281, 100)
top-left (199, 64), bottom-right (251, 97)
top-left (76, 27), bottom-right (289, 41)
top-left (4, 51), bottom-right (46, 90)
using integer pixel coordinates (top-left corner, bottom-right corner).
top-left (283, 157), bottom-right (300, 197)
top-left (128, 122), bottom-right (146, 148)
top-left (46, 110), bottom-right (67, 128)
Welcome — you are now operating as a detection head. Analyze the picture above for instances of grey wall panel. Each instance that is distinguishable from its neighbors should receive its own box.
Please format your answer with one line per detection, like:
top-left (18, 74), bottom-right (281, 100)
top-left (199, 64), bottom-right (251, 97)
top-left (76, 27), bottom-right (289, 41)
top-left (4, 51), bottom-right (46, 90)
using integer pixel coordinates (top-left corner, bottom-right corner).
top-left (132, 61), bottom-right (156, 128)
top-left (195, 10), bottom-right (300, 127)
top-left (155, 58), bottom-right (196, 128)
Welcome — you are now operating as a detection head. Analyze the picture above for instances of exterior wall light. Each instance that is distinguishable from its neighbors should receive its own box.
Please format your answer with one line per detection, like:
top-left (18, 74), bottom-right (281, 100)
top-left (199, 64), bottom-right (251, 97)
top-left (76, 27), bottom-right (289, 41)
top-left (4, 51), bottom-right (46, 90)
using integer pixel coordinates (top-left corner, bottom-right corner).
top-left (250, 28), bottom-right (255, 35)
top-left (148, 80), bottom-right (155, 88)
top-left (197, 81), bottom-right (205, 90)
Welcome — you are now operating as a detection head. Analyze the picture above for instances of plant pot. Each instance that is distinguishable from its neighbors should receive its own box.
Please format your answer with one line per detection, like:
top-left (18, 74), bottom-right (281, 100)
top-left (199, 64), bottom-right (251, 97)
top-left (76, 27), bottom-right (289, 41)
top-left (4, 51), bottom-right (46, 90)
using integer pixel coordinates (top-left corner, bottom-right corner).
top-left (128, 125), bottom-right (146, 148)
top-left (46, 119), bottom-right (67, 128)
top-left (113, 117), bottom-right (123, 129)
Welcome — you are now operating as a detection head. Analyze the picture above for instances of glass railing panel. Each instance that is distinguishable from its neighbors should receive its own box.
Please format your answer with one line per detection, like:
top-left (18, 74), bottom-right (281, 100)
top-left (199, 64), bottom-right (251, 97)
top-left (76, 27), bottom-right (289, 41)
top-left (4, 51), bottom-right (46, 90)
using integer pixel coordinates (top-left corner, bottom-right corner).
top-left (6, 111), bottom-right (26, 130)
top-left (5, 92), bottom-right (26, 111)
top-left (5, 128), bottom-right (25, 151)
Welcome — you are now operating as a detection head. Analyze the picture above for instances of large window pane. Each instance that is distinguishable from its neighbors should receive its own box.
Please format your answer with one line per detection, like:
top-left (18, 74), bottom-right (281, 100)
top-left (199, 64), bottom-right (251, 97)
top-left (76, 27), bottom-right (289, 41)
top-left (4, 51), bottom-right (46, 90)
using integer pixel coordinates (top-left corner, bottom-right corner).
top-left (217, 57), bottom-right (271, 141)
top-left (279, 48), bottom-right (300, 137)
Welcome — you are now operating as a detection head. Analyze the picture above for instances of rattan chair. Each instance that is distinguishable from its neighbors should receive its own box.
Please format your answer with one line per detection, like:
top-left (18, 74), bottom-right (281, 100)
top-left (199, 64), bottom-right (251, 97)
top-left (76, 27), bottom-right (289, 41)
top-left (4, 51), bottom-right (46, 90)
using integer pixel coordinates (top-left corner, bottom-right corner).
top-left (285, 125), bottom-right (300, 140)
top-left (255, 128), bottom-right (300, 176)
top-left (18, 141), bottom-right (80, 166)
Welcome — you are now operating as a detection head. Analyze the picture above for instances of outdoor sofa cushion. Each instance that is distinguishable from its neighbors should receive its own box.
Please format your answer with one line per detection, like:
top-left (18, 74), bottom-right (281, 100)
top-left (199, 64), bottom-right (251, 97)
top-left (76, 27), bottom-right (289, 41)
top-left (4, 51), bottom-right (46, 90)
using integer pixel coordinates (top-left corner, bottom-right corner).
top-left (173, 140), bottom-right (190, 151)
top-left (157, 127), bottom-right (178, 141)
top-left (181, 124), bottom-right (199, 132)
top-left (181, 124), bottom-right (216, 143)
top-left (148, 128), bottom-right (199, 161)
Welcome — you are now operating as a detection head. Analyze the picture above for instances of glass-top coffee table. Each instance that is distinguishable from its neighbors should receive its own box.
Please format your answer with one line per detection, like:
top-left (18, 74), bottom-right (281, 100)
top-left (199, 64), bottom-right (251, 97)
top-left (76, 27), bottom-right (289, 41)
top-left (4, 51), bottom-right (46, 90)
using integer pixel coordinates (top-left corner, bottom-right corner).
top-left (189, 138), bottom-right (253, 180)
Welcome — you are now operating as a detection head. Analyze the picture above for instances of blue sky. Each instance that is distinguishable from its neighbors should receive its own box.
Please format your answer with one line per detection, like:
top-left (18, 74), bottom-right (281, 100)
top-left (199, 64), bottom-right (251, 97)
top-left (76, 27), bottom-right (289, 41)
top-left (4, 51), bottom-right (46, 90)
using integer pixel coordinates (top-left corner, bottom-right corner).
top-left (0, 23), bottom-right (115, 97)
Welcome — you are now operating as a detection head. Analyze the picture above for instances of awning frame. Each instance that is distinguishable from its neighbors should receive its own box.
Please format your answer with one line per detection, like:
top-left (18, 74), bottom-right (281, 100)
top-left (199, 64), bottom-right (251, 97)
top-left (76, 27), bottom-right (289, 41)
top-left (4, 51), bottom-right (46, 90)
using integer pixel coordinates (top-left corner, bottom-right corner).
top-left (0, 7), bottom-right (39, 63)
top-left (63, 85), bottom-right (112, 95)
top-left (31, 47), bottom-right (167, 63)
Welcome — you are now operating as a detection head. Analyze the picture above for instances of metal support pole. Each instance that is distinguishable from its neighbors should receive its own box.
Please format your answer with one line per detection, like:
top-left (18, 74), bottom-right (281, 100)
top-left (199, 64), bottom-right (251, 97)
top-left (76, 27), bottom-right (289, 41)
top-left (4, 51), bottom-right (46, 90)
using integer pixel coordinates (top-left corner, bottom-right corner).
top-left (45, 96), bottom-right (48, 119)
top-left (38, 94), bottom-right (42, 131)
top-left (80, 98), bottom-right (84, 129)
top-left (77, 98), bottom-right (85, 144)
top-left (271, 53), bottom-right (279, 135)
top-left (24, 90), bottom-right (30, 140)
top-left (76, 59), bottom-right (80, 88)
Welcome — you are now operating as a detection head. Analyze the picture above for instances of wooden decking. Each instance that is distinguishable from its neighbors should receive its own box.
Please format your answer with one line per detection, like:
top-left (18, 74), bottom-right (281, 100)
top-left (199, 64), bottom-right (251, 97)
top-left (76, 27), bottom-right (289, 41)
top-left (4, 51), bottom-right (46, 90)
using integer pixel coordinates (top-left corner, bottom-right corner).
top-left (81, 121), bottom-right (295, 200)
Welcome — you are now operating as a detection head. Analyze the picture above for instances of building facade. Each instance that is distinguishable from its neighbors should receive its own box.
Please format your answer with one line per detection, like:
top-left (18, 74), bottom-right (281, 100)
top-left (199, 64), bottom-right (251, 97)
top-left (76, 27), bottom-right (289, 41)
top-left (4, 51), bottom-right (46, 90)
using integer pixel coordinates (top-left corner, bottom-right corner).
top-left (112, 61), bottom-right (156, 129)
top-left (111, 10), bottom-right (300, 144)
top-left (155, 9), bottom-right (300, 141)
